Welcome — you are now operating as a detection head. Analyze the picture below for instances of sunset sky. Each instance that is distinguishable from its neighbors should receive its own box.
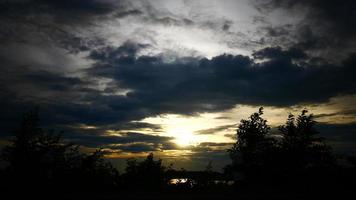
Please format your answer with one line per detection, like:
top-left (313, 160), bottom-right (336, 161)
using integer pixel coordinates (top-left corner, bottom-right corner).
top-left (0, 0), bottom-right (356, 171)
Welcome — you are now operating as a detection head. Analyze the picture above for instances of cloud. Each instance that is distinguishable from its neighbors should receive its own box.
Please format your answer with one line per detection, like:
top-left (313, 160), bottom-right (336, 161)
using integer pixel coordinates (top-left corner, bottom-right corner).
top-left (88, 43), bottom-right (356, 111)
top-left (111, 142), bottom-right (158, 153)
top-left (108, 140), bottom-right (181, 153)
top-left (192, 142), bottom-right (234, 152)
top-left (254, 0), bottom-right (356, 59)
top-left (252, 46), bottom-right (307, 60)
top-left (195, 124), bottom-right (237, 135)
top-left (89, 41), bottom-right (150, 65)
top-left (0, 0), bottom-right (121, 37)
top-left (263, 25), bottom-right (292, 37)
top-left (1, 40), bottom-right (355, 142)
top-left (2, 41), bottom-right (356, 134)
top-left (259, 0), bottom-right (356, 36)
top-left (64, 131), bottom-right (174, 148)
top-left (0, 0), bottom-right (135, 53)
top-left (0, 0), bottom-right (126, 19)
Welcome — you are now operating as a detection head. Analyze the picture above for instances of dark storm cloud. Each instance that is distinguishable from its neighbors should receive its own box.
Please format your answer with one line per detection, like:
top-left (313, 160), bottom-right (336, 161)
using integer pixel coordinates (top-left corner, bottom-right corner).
top-left (0, 64), bottom-right (103, 134)
top-left (1, 41), bottom-right (356, 143)
top-left (0, 0), bottom-right (126, 19)
top-left (255, 0), bottom-right (356, 57)
top-left (89, 41), bottom-right (150, 65)
top-left (35, 0), bottom-right (115, 13)
top-left (24, 70), bottom-right (86, 91)
top-left (0, 0), bottom-right (136, 52)
top-left (252, 46), bottom-right (307, 60)
top-left (0, 0), bottom-right (120, 35)
top-left (88, 43), bottom-right (356, 113)
top-left (260, 0), bottom-right (356, 36)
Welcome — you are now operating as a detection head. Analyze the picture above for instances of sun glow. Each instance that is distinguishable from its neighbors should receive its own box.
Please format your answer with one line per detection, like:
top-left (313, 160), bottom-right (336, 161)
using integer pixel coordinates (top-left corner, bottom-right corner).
top-left (173, 132), bottom-right (197, 147)
top-left (141, 113), bottom-right (234, 147)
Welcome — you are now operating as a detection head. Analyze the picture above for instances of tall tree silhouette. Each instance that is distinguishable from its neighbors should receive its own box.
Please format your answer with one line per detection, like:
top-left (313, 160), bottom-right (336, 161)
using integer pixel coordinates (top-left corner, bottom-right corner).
top-left (279, 110), bottom-right (334, 171)
top-left (228, 107), bottom-right (276, 181)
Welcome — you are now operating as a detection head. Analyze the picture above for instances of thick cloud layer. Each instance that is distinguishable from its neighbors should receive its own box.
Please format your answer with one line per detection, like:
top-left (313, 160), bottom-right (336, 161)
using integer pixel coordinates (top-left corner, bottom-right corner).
top-left (89, 43), bottom-right (356, 110)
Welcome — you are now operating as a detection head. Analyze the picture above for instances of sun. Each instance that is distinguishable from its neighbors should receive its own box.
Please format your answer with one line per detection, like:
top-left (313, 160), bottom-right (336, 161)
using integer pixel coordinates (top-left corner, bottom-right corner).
top-left (140, 113), bottom-right (234, 147)
top-left (174, 132), bottom-right (197, 147)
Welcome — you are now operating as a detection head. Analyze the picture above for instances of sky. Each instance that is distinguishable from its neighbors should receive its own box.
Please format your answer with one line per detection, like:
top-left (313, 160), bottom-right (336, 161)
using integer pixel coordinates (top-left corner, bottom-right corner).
top-left (0, 0), bottom-right (356, 171)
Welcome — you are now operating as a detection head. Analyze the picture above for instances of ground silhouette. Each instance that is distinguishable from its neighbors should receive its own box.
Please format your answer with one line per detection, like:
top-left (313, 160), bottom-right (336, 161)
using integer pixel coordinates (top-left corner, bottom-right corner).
top-left (1, 108), bottom-right (356, 199)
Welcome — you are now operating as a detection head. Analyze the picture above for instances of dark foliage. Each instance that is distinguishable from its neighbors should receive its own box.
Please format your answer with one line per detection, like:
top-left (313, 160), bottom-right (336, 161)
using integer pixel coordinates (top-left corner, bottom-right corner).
top-left (278, 110), bottom-right (335, 172)
top-left (122, 153), bottom-right (167, 189)
top-left (227, 107), bottom-right (356, 193)
top-left (0, 109), bottom-right (119, 194)
top-left (227, 108), bottom-right (277, 182)
top-left (0, 108), bottom-right (356, 199)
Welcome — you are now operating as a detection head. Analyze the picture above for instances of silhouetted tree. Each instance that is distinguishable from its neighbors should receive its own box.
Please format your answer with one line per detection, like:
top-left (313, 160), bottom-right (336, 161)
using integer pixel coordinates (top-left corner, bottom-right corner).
top-left (279, 110), bottom-right (334, 170)
top-left (227, 108), bottom-right (339, 190)
top-left (0, 109), bottom-right (119, 192)
top-left (276, 110), bottom-right (336, 190)
top-left (228, 107), bottom-right (276, 182)
top-left (123, 153), bottom-right (167, 189)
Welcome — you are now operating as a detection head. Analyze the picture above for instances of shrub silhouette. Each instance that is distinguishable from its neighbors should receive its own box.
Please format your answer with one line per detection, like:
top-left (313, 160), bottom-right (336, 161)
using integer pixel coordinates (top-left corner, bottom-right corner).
top-left (122, 153), bottom-right (167, 189)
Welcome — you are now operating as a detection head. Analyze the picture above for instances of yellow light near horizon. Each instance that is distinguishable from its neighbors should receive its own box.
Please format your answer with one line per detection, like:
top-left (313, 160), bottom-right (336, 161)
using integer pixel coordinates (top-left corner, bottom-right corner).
top-left (141, 113), bottom-right (233, 147)
top-left (173, 131), bottom-right (197, 147)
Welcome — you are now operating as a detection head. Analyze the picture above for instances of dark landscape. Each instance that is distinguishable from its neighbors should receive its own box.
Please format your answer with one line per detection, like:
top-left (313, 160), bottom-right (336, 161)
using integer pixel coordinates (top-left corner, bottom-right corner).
top-left (1, 108), bottom-right (356, 199)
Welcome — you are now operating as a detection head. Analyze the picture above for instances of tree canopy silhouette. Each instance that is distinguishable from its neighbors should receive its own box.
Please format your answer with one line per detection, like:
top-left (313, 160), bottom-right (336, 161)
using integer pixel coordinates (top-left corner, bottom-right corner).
top-left (227, 107), bottom-right (339, 188)
top-left (227, 107), bottom-right (276, 181)
top-left (122, 153), bottom-right (167, 189)
top-left (0, 109), bottom-right (119, 192)
top-left (278, 110), bottom-right (335, 177)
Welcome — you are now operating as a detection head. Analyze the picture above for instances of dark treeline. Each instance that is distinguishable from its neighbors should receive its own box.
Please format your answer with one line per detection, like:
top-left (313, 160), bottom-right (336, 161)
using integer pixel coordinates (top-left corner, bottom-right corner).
top-left (225, 108), bottom-right (356, 193)
top-left (1, 108), bottom-right (356, 199)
